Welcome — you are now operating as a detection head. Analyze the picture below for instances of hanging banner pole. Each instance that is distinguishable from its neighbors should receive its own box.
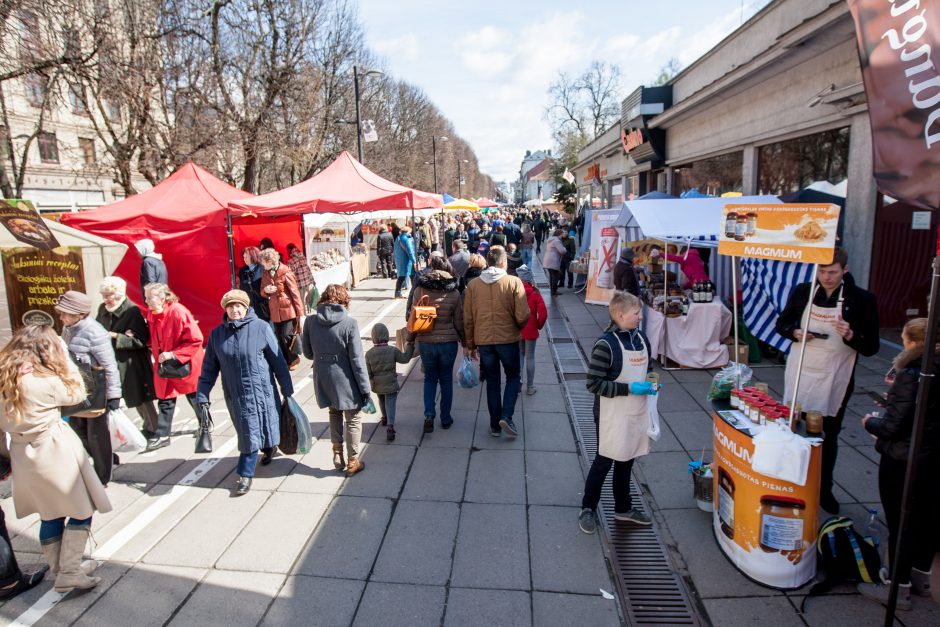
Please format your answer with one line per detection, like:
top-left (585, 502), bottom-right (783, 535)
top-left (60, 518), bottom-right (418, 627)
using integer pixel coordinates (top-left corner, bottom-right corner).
top-left (788, 264), bottom-right (820, 429)
top-left (731, 255), bottom-right (740, 387)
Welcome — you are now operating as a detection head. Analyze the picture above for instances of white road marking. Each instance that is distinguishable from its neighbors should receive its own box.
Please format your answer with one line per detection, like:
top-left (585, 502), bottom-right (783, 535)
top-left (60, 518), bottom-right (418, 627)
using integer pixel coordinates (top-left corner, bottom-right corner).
top-left (358, 299), bottom-right (403, 338)
top-left (4, 437), bottom-right (239, 627)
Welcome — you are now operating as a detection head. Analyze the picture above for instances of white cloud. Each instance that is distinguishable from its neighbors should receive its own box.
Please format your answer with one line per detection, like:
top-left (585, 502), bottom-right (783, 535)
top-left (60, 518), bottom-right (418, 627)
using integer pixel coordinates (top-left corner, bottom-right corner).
top-left (373, 33), bottom-right (420, 63)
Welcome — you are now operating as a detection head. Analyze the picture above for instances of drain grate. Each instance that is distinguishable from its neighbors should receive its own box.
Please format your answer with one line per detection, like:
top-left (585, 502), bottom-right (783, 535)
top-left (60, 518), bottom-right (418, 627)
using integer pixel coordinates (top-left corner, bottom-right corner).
top-left (549, 328), bottom-right (701, 626)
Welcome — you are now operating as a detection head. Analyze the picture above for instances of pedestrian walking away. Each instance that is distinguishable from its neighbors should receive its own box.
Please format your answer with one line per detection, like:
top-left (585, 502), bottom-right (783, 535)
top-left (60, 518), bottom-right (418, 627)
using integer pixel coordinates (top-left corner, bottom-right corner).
top-left (542, 229), bottom-right (567, 296)
top-left (96, 276), bottom-right (159, 443)
top-left (0, 324), bottom-right (112, 594)
top-left (376, 225), bottom-right (395, 279)
top-left (463, 246), bottom-right (530, 438)
top-left (56, 290), bottom-right (122, 486)
top-left (579, 291), bottom-right (657, 534)
top-left (393, 226), bottom-right (418, 298)
top-left (135, 238), bottom-right (168, 297)
top-left (197, 290), bottom-right (294, 496)
top-left (406, 255), bottom-right (465, 433)
top-left (302, 284), bottom-right (371, 476)
top-left (365, 323), bottom-right (415, 442)
top-left (775, 248), bottom-right (879, 515)
top-left (144, 282), bottom-right (208, 452)
top-left (516, 265), bottom-right (547, 396)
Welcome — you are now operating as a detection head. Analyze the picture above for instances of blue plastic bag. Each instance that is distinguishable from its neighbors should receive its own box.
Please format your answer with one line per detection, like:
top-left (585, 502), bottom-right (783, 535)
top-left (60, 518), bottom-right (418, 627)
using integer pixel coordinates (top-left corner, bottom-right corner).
top-left (457, 357), bottom-right (480, 389)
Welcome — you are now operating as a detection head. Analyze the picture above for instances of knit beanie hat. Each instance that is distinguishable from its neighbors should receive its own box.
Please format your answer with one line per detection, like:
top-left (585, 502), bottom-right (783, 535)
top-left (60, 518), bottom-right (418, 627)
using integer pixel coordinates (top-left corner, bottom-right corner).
top-left (220, 289), bottom-right (251, 309)
top-left (516, 265), bottom-right (534, 285)
top-left (371, 322), bottom-right (390, 343)
top-left (54, 290), bottom-right (93, 315)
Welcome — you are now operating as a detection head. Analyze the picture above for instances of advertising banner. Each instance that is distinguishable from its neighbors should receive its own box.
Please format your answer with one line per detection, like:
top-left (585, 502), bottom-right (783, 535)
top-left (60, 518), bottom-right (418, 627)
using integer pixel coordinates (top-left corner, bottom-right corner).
top-left (717, 204), bottom-right (841, 265)
top-left (2, 246), bottom-right (85, 332)
top-left (712, 411), bottom-right (821, 589)
top-left (847, 0), bottom-right (940, 211)
top-left (585, 209), bottom-right (620, 305)
top-left (0, 199), bottom-right (61, 250)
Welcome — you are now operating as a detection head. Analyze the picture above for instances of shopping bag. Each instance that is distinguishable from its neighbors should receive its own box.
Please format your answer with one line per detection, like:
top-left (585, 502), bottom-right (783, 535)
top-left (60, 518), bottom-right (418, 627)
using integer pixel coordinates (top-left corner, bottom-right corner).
top-left (108, 408), bottom-right (146, 453)
top-left (279, 397), bottom-right (309, 455)
top-left (457, 357), bottom-right (480, 389)
top-left (361, 396), bottom-right (376, 414)
top-left (395, 328), bottom-right (408, 352)
top-left (647, 393), bottom-right (661, 441)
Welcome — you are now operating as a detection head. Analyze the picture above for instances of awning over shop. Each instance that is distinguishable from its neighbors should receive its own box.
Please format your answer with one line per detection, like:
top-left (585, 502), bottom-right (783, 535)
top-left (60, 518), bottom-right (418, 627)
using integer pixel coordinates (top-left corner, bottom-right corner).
top-left (444, 198), bottom-right (480, 211)
top-left (228, 151), bottom-right (442, 217)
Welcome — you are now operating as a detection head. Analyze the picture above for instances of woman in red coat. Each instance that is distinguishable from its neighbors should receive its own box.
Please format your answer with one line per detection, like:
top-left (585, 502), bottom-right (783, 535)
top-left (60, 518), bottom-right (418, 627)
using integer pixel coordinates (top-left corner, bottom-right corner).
top-left (516, 266), bottom-right (547, 396)
top-left (143, 283), bottom-right (208, 451)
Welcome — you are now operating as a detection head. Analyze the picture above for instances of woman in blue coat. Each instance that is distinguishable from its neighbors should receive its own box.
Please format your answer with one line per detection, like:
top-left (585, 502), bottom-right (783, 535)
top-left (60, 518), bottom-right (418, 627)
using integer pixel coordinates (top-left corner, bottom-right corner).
top-left (197, 290), bottom-right (293, 496)
top-left (393, 226), bottom-right (417, 299)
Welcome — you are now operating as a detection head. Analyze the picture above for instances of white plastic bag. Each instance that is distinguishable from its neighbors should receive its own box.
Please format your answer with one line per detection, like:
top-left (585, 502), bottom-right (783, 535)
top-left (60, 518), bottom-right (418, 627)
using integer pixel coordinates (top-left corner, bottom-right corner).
top-left (108, 408), bottom-right (146, 453)
top-left (647, 393), bottom-right (661, 441)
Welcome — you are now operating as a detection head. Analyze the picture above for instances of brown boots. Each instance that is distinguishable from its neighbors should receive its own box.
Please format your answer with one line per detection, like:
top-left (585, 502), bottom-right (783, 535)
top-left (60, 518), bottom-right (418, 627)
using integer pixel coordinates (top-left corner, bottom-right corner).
top-left (332, 443), bottom-right (346, 470)
top-left (42, 526), bottom-right (100, 593)
top-left (345, 456), bottom-right (365, 477)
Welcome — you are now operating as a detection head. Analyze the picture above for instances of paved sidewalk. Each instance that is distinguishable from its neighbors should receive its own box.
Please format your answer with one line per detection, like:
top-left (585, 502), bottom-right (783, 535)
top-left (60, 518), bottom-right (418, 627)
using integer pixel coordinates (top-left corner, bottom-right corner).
top-left (552, 287), bottom-right (940, 627)
top-left (0, 277), bottom-right (623, 627)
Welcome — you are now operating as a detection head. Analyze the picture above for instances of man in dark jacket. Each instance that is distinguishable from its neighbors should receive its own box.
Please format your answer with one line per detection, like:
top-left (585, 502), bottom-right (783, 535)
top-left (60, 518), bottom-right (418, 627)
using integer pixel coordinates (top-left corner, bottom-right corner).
top-left (775, 248), bottom-right (879, 514)
top-left (613, 248), bottom-right (640, 296)
top-left (135, 238), bottom-right (168, 296)
top-left (376, 226), bottom-right (395, 278)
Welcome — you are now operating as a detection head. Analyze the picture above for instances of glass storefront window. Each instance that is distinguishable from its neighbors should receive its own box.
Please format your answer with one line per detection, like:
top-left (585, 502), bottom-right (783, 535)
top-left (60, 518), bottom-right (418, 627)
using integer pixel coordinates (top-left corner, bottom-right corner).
top-left (673, 151), bottom-right (743, 196)
top-left (757, 127), bottom-right (850, 195)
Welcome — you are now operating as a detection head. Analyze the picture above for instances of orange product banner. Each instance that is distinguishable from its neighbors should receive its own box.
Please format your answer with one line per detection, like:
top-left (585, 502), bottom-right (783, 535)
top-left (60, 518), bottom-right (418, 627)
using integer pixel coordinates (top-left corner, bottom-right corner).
top-left (717, 203), bottom-right (841, 265)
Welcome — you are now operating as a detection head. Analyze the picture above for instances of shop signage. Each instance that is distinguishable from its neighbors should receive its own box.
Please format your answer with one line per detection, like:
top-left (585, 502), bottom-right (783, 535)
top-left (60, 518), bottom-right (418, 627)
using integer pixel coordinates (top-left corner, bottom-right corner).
top-left (717, 203), bottom-right (841, 265)
top-left (0, 199), bottom-right (60, 250)
top-left (1, 246), bottom-right (85, 332)
top-left (847, 0), bottom-right (940, 211)
top-left (712, 411), bottom-right (820, 589)
top-left (585, 209), bottom-right (621, 305)
top-left (621, 128), bottom-right (644, 153)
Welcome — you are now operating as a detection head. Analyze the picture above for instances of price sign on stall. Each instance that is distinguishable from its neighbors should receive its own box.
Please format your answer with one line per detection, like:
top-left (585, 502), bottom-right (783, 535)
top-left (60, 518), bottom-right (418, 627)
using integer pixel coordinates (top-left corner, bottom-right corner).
top-left (718, 204), bottom-right (841, 264)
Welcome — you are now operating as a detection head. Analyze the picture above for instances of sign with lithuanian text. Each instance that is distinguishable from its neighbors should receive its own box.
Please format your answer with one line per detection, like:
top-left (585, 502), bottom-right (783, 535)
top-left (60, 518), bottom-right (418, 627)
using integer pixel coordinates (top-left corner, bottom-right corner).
top-left (1, 246), bottom-right (85, 332)
top-left (718, 204), bottom-right (840, 265)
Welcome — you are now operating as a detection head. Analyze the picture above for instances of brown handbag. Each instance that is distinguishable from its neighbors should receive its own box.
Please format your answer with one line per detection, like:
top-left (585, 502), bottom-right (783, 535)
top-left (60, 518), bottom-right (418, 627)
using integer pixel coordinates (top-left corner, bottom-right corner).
top-left (407, 294), bottom-right (438, 334)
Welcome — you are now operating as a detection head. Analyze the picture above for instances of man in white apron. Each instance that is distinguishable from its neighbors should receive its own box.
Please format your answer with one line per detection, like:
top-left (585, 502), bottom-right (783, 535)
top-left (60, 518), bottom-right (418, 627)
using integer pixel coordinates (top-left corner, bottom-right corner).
top-left (776, 249), bottom-right (880, 514)
top-left (579, 292), bottom-right (659, 534)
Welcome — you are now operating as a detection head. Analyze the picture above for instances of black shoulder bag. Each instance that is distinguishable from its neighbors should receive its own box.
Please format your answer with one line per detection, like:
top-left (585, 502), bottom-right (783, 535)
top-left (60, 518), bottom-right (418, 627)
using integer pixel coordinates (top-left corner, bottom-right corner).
top-left (61, 354), bottom-right (107, 418)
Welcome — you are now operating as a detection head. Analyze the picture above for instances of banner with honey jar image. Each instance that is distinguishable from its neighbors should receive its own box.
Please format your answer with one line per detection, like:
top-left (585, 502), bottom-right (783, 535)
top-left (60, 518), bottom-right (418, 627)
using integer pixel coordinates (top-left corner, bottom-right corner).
top-left (717, 204), bottom-right (841, 265)
top-left (711, 412), bottom-right (823, 589)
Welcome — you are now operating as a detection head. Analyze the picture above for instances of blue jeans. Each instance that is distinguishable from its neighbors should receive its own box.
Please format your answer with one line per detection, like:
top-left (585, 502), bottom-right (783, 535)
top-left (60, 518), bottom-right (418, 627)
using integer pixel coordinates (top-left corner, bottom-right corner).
top-left (521, 248), bottom-right (533, 268)
top-left (478, 343), bottom-right (522, 429)
top-left (39, 516), bottom-right (93, 542)
top-left (378, 393), bottom-right (398, 426)
top-left (420, 342), bottom-right (459, 423)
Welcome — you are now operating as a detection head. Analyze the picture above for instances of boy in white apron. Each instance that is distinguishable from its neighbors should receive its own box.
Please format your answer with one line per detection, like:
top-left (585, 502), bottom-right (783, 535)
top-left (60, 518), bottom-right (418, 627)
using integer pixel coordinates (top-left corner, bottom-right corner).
top-left (775, 248), bottom-right (879, 515)
top-left (578, 292), bottom-right (659, 534)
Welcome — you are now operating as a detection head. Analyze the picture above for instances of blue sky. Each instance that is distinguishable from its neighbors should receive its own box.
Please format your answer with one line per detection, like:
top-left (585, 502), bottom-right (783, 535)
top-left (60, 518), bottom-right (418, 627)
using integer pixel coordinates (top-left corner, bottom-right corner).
top-left (356, 0), bottom-right (773, 182)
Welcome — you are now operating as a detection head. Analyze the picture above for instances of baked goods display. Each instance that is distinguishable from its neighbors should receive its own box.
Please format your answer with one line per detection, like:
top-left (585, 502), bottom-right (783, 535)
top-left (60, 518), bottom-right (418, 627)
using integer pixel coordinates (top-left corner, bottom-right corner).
top-left (308, 248), bottom-right (346, 271)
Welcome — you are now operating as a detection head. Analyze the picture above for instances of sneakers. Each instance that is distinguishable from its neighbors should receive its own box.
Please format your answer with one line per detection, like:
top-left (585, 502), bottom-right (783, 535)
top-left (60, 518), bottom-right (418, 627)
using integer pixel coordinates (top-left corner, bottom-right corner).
top-left (423, 417), bottom-right (434, 433)
top-left (526, 386), bottom-right (537, 395)
top-left (145, 436), bottom-right (170, 452)
top-left (386, 426), bottom-right (396, 442)
top-left (489, 427), bottom-right (502, 438)
top-left (578, 508), bottom-right (597, 534)
top-left (614, 508), bottom-right (652, 526)
top-left (498, 419), bottom-right (518, 438)
top-left (234, 476), bottom-right (252, 496)
top-left (857, 582), bottom-right (912, 610)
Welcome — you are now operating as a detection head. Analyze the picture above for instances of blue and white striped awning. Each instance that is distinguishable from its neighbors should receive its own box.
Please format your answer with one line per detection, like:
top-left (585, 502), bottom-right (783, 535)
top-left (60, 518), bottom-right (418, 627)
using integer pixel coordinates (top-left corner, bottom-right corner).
top-left (741, 258), bottom-right (814, 352)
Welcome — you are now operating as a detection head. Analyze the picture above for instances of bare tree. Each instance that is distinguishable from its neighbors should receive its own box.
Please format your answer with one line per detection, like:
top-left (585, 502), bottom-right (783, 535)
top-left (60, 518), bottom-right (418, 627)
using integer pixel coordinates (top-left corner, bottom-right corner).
top-left (652, 58), bottom-right (682, 86)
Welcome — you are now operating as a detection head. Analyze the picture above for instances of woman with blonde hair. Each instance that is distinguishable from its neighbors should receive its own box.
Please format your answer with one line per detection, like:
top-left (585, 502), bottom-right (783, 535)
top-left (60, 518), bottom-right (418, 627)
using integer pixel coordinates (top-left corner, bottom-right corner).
top-left (144, 283), bottom-right (207, 451)
top-left (0, 324), bottom-right (111, 593)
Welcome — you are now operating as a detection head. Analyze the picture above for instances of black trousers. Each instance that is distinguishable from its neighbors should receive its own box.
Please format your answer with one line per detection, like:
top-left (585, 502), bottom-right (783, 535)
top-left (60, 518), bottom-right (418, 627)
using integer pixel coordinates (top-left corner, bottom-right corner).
top-left (547, 269), bottom-right (562, 294)
top-left (272, 319), bottom-right (297, 363)
top-left (879, 454), bottom-right (938, 584)
top-left (820, 379), bottom-right (854, 498)
top-left (583, 454), bottom-right (635, 514)
top-left (377, 253), bottom-right (393, 278)
top-left (561, 259), bottom-right (573, 288)
top-left (69, 414), bottom-right (112, 486)
top-left (155, 392), bottom-right (200, 438)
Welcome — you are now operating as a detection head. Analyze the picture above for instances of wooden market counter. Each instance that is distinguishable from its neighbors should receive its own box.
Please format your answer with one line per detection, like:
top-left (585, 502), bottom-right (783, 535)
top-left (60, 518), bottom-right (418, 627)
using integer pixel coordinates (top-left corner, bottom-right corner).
top-left (350, 252), bottom-right (370, 287)
top-left (710, 399), bottom-right (822, 589)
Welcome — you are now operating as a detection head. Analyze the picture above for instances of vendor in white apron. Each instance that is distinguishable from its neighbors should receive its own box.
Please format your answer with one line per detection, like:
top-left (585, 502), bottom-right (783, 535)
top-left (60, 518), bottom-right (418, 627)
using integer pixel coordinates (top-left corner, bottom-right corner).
top-left (776, 249), bottom-right (880, 515)
top-left (578, 292), bottom-right (659, 535)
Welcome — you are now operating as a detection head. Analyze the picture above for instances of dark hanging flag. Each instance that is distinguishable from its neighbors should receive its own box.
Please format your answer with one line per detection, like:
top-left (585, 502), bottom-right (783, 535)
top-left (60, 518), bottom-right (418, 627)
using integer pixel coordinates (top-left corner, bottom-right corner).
top-left (847, 0), bottom-right (940, 210)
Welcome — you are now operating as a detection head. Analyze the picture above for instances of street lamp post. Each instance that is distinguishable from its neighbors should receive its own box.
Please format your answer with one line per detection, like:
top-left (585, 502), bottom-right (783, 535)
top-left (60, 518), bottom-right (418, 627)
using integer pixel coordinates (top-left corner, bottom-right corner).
top-left (457, 159), bottom-right (469, 198)
top-left (351, 65), bottom-right (384, 164)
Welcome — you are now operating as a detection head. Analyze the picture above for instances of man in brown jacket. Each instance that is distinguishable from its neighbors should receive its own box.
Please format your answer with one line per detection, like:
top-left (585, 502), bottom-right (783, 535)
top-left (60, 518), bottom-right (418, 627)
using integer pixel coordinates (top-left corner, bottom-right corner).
top-left (464, 246), bottom-right (530, 438)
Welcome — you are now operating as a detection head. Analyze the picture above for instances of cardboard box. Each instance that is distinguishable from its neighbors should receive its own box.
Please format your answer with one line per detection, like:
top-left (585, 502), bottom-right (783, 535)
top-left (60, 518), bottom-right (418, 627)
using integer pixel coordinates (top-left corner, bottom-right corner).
top-left (727, 343), bottom-right (749, 364)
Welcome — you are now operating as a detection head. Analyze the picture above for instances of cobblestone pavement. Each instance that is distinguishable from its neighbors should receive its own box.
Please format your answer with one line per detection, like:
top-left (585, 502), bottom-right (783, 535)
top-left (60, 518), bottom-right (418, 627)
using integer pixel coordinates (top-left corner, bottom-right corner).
top-left (0, 276), bottom-right (623, 627)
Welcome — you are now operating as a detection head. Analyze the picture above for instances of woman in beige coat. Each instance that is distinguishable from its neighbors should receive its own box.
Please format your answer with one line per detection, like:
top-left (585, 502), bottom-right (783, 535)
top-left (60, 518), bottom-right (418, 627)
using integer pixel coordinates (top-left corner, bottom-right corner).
top-left (0, 324), bottom-right (112, 593)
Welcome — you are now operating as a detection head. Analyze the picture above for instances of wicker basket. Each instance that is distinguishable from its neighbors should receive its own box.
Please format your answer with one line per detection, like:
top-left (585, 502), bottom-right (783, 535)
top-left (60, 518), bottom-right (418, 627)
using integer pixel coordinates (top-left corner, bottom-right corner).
top-left (692, 471), bottom-right (714, 512)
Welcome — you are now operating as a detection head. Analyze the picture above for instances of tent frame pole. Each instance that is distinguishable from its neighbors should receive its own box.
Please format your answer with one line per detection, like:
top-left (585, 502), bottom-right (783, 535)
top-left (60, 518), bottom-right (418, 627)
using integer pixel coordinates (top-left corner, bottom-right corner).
top-left (226, 211), bottom-right (236, 290)
top-left (884, 251), bottom-right (940, 625)
top-left (731, 255), bottom-right (740, 387)
top-left (788, 264), bottom-right (820, 429)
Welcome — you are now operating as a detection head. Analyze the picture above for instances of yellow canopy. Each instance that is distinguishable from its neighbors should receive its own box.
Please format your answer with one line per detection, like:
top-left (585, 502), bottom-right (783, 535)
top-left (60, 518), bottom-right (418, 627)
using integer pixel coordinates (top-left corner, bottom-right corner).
top-left (444, 198), bottom-right (480, 211)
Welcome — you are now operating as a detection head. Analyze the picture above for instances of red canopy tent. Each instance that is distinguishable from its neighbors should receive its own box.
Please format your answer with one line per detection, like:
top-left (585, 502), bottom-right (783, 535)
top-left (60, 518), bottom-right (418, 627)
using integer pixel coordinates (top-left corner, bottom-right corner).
top-left (61, 163), bottom-right (253, 340)
top-left (474, 197), bottom-right (499, 208)
top-left (228, 151), bottom-right (441, 216)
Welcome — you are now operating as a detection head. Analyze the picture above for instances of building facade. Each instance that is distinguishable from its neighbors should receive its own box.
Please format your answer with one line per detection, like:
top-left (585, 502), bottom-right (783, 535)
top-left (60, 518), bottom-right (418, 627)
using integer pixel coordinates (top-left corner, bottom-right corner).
top-left (516, 149), bottom-right (556, 203)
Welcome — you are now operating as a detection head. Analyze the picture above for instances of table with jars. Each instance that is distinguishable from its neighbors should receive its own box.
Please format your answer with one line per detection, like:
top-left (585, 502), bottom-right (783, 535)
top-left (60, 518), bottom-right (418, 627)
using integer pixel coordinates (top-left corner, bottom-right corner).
top-left (642, 280), bottom-right (733, 369)
top-left (710, 383), bottom-right (823, 589)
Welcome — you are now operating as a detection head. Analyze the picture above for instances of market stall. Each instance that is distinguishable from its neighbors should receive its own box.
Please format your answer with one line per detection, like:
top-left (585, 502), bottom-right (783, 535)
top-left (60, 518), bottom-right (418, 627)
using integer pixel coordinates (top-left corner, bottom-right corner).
top-left (645, 301), bottom-right (732, 368)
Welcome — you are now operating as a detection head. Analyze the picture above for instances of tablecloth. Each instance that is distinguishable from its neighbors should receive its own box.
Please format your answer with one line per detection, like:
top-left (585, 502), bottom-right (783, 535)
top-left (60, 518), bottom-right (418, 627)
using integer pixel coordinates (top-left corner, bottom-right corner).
top-left (312, 263), bottom-right (351, 292)
top-left (644, 301), bottom-right (732, 368)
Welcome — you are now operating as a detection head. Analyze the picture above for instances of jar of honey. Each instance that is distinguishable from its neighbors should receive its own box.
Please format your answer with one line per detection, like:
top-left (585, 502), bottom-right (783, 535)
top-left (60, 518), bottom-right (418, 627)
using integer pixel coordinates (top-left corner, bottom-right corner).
top-left (806, 411), bottom-right (823, 435)
top-left (730, 389), bottom-right (741, 409)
